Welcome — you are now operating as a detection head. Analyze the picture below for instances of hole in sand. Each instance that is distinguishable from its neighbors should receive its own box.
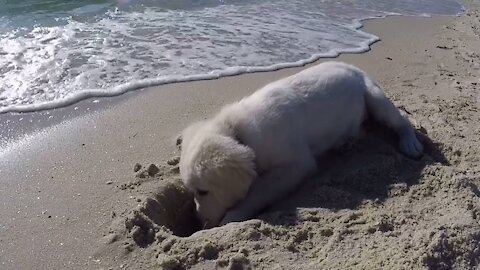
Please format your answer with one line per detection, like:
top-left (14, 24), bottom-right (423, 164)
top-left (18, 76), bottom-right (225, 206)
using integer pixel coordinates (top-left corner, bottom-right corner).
top-left (125, 180), bottom-right (201, 247)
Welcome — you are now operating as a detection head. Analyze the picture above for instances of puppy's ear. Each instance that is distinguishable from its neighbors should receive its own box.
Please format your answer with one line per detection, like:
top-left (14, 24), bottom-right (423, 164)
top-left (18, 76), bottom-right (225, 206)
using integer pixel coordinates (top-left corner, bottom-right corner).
top-left (206, 137), bottom-right (257, 206)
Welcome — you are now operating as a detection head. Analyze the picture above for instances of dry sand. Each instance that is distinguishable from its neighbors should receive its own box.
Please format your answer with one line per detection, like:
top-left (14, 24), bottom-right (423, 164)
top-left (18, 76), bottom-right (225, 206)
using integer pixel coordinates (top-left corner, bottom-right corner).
top-left (1, 1), bottom-right (480, 269)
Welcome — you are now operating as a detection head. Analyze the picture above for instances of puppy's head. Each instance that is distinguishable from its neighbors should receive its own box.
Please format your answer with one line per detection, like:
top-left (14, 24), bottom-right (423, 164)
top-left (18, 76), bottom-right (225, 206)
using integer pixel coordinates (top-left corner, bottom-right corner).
top-left (179, 123), bottom-right (256, 228)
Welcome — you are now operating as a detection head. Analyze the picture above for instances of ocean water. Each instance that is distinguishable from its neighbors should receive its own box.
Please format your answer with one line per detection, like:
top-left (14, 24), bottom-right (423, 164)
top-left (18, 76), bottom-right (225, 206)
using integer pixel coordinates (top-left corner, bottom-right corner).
top-left (0, 0), bottom-right (463, 113)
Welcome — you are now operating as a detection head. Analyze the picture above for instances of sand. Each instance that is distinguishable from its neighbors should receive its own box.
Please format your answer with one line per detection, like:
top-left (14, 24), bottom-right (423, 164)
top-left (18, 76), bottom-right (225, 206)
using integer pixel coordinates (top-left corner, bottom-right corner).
top-left (1, 1), bottom-right (480, 269)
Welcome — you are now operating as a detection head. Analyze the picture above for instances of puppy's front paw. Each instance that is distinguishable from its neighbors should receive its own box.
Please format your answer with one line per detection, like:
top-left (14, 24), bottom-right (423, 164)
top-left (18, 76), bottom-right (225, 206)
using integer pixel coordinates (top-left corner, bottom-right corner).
top-left (219, 210), bottom-right (248, 226)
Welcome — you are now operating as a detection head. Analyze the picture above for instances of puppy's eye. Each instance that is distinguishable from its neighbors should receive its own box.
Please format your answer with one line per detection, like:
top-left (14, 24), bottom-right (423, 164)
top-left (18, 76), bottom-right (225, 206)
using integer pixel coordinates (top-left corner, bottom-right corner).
top-left (196, 189), bottom-right (209, 196)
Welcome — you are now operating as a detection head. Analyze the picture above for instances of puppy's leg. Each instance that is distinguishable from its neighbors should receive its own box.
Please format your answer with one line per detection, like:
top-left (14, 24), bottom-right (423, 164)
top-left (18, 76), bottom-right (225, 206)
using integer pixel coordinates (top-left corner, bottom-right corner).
top-left (220, 154), bottom-right (316, 225)
top-left (364, 78), bottom-right (423, 158)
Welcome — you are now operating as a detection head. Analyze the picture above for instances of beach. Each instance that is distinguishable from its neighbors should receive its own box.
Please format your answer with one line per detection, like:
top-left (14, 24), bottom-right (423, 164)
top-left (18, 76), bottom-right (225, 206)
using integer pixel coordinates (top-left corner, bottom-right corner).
top-left (1, 1), bottom-right (479, 269)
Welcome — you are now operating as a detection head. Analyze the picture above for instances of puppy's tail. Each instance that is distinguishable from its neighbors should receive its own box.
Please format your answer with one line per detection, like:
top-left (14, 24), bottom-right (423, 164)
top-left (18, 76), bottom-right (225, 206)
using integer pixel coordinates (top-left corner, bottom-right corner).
top-left (363, 77), bottom-right (423, 157)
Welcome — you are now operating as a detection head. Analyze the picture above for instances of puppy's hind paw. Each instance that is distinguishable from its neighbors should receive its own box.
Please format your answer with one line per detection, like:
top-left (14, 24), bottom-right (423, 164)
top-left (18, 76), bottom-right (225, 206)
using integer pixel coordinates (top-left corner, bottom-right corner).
top-left (399, 134), bottom-right (423, 159)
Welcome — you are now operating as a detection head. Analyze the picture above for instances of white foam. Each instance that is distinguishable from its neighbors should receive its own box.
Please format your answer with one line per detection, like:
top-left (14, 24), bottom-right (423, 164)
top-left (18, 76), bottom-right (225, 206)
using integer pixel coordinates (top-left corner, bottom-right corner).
top-left (0, 0), bottom-right (464, 113)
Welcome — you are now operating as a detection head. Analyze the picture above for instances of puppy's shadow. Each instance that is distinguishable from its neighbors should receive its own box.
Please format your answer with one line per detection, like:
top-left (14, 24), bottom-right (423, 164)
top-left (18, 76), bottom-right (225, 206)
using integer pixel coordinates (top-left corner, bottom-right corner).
top-left (258, 121), bottom-right (449, 225)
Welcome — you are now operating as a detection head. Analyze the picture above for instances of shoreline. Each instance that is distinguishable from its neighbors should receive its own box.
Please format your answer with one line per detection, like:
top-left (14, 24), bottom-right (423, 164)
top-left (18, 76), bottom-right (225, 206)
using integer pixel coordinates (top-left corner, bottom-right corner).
top-left (0, 12), bottom-right (462, 143)
top-left (1, 3), bottom-right (480, 269)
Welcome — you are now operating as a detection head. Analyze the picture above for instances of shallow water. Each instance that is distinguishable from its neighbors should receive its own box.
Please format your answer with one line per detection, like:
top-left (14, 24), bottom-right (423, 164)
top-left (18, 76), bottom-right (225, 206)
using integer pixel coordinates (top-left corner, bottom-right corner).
top-left (0, 0), bottom-right (463, 112)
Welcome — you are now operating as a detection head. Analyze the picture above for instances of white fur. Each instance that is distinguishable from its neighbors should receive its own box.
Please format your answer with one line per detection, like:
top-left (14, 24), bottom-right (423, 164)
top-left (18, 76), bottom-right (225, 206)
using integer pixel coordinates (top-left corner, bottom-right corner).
top-left (179, 61), bottom-right (423, 228)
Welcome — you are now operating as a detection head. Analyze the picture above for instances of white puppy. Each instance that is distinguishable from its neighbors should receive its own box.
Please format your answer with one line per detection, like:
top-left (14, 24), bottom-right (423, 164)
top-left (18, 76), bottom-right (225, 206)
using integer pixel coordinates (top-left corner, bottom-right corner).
top-left (179, 61), bottom-right (423, 228)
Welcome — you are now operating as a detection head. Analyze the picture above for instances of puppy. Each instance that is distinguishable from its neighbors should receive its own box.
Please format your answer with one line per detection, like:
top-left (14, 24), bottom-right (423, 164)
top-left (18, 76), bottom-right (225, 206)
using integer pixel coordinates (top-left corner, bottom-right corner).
top-left (179, 61), bottom-right (423, 228)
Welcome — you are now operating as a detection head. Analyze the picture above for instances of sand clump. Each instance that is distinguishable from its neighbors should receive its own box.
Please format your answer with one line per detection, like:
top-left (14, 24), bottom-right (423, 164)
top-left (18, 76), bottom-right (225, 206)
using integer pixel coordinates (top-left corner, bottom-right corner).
top-left (96, 4), bottom-right (480, 269)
